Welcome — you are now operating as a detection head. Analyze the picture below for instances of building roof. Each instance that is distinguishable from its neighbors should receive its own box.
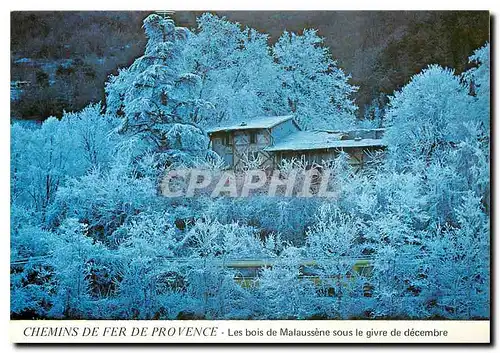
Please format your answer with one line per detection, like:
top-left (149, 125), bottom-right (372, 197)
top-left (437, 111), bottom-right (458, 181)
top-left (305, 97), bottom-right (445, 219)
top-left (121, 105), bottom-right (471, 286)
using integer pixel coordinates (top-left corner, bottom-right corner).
top-left (206, 115), bottom-right (295, 134)
top-left (324, 128), bottom-right (386, 134)
top-left (265, 130), bottom-right (387, 152)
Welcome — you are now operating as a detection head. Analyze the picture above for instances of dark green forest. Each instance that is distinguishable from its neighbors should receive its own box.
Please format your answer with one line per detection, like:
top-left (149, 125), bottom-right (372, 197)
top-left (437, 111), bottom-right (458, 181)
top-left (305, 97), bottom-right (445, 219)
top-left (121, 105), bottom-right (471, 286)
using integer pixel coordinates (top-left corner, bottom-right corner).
top-left (10, 11), bottom-right (489, 120)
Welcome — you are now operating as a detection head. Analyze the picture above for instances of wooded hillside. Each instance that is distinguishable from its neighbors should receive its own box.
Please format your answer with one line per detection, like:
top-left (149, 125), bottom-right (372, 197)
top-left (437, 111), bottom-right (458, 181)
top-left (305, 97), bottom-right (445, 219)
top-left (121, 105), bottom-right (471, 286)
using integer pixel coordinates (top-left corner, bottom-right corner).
top-left (11, 11), bottom-right (489, 119)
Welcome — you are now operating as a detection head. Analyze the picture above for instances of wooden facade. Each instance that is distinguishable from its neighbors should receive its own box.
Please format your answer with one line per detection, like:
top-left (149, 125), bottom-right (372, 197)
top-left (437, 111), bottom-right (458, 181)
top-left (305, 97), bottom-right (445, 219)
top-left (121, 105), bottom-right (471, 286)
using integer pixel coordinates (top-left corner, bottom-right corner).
top-left (210, 129), bottom-right (275, 170)
top-left (208, 116), bottom-right (301, 171)
top-left (275, 146), bottom-right (383, 172)
top-left (208, 116), bottom-right (386, 171)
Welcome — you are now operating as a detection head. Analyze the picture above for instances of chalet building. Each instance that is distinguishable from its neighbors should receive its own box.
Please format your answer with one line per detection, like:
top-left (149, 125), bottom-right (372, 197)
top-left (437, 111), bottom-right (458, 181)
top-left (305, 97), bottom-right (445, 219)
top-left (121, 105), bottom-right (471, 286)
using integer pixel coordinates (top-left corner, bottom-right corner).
top-left (207, 115), bottom-right (386, 171)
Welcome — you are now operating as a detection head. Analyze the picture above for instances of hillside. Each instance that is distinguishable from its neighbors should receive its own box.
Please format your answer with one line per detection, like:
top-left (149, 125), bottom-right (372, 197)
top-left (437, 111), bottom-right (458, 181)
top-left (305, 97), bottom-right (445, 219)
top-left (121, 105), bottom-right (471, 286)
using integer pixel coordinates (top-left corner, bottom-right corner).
top-left (11, 11), bottom-right (489, 120)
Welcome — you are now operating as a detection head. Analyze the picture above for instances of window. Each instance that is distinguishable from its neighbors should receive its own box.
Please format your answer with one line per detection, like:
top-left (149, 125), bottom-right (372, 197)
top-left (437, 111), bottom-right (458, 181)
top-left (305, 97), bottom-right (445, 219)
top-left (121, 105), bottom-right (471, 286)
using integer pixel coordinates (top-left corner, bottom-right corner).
top-left (249, 132), bottom-right (257, 144)
top-left (223, 133), bottom-right (233, 146)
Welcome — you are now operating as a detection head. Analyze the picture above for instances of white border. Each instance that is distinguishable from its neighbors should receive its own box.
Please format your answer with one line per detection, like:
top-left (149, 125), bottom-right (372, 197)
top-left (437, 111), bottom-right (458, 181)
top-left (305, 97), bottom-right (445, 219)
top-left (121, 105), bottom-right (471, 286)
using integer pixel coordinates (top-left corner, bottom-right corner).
top-left (9, 320), bottom-right (491, 343)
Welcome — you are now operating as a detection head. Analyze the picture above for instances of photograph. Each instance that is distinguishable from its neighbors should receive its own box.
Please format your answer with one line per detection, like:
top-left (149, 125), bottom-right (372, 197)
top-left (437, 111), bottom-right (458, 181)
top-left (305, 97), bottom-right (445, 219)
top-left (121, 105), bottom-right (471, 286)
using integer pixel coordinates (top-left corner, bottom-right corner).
top-left (9, 9), bottom-right (490, 341)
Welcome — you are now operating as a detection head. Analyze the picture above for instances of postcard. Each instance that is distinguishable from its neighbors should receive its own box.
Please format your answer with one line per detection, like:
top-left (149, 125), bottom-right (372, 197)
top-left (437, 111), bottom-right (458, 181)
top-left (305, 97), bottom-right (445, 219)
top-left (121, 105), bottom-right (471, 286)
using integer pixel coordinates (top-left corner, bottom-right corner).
top-left (9, 9), bottom-right (490, 344)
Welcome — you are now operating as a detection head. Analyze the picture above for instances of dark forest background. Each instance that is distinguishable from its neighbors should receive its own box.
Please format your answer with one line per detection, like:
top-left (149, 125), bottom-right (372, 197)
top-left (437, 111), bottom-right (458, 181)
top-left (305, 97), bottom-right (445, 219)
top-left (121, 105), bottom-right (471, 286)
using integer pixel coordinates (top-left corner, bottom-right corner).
top-left (10, 11), bottom-right (490, 120)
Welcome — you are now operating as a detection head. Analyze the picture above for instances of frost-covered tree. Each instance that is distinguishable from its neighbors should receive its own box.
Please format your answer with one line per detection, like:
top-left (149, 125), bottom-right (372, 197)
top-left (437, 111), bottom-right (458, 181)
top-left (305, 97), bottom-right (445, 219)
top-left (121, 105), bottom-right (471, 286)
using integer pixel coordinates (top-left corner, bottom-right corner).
top-left (384, 65), bottom-right (474, 168)
top-left (61, 104), bottom-right (121, 169)
top-left (384, 49), bottom-right (490, 219)
top-left (105, 14), bottom-right (211, 158)
top-left (463, 42), bottom-right (490, 131)
top-left (273, 29), bottom-right (358, 129)
top-left (306, 204), bottom-right (364, 318)
top-left (10, 223), bottom-right (57, 318)
top-left (109, 211), bottom-right (185, 319)
top-left (370, 192), bottom-right (489, 319)
top-left (368, 47), bottom-right (489, 318)
top-left (107, 13), bottom-right (359, 132)
top-left (47, 218), bottom-right (107, 318)
top-left (11, 119), bottom-right (78, 217)
top-left (257, 247), bottom-right (319, 319)
top-left (182, 218), bottom-right (267, 319)
top-left (11, 104), bottom-right (118, 220)
top-left (184, 13), bottom-right (281, 126)
top-left (47, 158), bottom-right (157, 243)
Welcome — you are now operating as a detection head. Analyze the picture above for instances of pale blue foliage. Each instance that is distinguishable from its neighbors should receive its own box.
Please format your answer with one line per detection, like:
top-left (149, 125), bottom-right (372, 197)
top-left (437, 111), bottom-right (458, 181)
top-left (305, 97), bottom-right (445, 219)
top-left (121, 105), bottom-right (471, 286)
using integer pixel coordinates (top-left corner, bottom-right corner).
top-left (11, 103), bottom-right (119, 220)
top-left (274, 29), bottom-right (358, 129)
top-left (385, 65), bottom-right (474, 167)
top-left (463, 42), bottom-right (490, 130)
top-left (106, 13), bottom-right (357, 133)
